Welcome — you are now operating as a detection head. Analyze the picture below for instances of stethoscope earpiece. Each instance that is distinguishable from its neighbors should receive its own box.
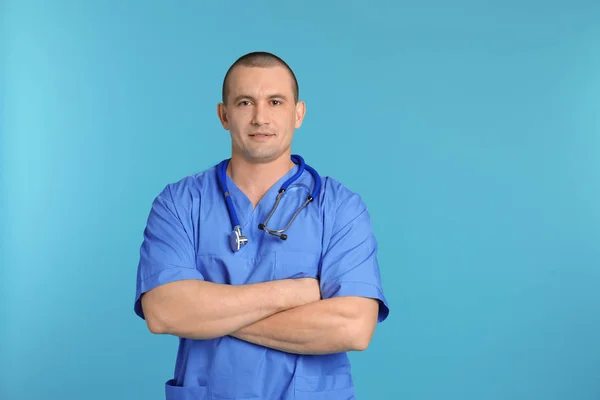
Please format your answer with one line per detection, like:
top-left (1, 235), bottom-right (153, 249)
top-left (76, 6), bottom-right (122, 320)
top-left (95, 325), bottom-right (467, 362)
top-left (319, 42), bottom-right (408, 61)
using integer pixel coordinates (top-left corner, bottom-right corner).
top-left (258, 223), bottom-right (287, 240)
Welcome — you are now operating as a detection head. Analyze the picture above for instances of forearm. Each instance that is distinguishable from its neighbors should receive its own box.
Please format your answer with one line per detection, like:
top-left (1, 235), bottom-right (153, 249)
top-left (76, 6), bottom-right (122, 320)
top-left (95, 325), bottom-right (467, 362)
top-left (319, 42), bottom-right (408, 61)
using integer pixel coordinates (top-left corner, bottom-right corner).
top-left (230, 297), bottom-right (375, 355)
top-left (143, 279), bottom-right (314, 340)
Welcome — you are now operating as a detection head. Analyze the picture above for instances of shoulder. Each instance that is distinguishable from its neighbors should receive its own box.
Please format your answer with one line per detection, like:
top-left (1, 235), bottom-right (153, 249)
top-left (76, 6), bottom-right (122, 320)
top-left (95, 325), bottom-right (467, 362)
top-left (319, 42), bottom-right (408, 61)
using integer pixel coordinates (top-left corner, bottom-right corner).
top-left (153, 165), bottom-right (218, 208)
top-left (319, 175), bottom-right (368, 215)
top-left (317, 174), bottom-right (372, 235)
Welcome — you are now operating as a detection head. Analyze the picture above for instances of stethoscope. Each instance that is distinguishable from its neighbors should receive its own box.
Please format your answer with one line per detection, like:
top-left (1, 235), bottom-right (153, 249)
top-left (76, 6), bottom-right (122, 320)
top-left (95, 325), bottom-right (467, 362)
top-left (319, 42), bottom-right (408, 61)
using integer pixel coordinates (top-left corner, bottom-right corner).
top-left (216, 154), bottom-right (322, 252)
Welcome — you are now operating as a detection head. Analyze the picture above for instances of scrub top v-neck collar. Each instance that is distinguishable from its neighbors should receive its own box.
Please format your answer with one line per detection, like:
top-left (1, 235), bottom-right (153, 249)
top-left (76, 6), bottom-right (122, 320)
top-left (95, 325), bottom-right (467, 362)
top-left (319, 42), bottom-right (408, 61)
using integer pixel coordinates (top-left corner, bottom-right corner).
top-left (222, 164), bottom-right (301, 245)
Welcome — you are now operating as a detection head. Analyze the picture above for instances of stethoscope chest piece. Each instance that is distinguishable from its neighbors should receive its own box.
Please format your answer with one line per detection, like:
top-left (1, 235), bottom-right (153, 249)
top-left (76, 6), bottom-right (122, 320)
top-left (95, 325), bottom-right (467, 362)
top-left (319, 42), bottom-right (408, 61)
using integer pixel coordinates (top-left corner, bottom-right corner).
top-left (230, 226), bottom-right (248, 253)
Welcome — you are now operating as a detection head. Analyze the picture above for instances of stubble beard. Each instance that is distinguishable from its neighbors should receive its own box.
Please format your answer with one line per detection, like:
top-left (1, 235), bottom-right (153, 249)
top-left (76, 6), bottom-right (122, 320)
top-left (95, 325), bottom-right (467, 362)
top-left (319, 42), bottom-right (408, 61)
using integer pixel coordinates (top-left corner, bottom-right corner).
top-left (242, 145), bottom-right (281, 164)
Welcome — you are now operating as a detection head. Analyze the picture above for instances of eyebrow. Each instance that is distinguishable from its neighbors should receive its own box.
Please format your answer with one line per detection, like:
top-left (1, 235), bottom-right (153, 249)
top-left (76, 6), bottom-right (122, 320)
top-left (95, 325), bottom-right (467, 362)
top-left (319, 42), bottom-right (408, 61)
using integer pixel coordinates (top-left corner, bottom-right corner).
top-left (232, 93), bottom-right (288, 103)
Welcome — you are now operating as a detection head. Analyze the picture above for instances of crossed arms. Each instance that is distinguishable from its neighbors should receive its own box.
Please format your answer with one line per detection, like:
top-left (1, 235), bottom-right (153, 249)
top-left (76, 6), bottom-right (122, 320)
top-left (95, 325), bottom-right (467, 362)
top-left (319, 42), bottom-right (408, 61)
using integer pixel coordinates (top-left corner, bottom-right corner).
top-left (141, 277), bottom-right (379, 355)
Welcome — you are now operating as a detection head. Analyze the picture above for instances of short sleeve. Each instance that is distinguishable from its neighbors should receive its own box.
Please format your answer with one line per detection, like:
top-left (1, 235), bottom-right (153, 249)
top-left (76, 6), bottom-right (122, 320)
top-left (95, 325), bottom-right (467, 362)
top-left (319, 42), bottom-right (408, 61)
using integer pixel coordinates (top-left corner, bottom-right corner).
top-left (319, 192), bottom-right (390, 323)
top-left (134, 185), bottom-right (204, 320)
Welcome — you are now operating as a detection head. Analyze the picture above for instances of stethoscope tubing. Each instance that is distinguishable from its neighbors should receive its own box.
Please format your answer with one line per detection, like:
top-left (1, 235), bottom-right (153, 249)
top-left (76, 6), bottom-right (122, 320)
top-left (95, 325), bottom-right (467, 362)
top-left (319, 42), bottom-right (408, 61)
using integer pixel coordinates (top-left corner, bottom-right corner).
top-left (216, 154), bottom-right (321, 248)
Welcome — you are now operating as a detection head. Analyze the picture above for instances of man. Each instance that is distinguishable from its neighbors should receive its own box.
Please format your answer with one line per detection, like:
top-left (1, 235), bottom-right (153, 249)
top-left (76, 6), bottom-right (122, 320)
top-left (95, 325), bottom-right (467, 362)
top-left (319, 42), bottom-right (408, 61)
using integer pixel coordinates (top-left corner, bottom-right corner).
top-left (134, 51), bottom-right (390, 399)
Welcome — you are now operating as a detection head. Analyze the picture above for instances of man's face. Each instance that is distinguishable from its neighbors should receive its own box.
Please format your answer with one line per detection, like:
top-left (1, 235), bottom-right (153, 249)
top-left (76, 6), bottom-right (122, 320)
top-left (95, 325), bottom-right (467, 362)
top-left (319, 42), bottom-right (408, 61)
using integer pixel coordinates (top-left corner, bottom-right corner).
top-left (218, 65), bottom-right (305, 164)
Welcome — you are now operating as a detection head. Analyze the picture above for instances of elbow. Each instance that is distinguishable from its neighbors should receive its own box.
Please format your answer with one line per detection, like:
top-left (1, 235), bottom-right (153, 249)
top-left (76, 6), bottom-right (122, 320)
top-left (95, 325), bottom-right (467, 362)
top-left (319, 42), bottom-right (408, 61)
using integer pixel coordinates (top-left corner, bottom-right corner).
top-left (141, 295), bottom-right (171, 335)
top-left (346, 298), bottom-right (379, 351)
top-left (349, 330), bottom-right (372, 352)
top-left (145, 313), bottom-right (168, 334)
top-left (354, 336), bottom-right (371, 352)
top-left (142, 299), bottom-right (214, 339)
top-left (346, 315), bottom-right (377, 352)
top-left (144, 308), bottom-right (170, 334)
top-left (145, 314), bottom-right (215, 340)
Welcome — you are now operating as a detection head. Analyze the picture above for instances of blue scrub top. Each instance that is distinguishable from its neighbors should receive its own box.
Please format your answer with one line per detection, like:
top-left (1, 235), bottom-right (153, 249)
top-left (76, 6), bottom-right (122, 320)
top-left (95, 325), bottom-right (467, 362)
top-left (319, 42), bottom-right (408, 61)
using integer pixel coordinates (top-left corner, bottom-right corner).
top-left (134, 159), bottom-right (390, 400)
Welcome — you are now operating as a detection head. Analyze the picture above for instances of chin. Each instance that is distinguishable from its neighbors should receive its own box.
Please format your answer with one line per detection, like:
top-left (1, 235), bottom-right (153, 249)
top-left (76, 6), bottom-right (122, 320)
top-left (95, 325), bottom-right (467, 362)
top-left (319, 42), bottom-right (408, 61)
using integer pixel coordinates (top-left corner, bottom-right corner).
top-left (243, 149), bottom-right (282, 163)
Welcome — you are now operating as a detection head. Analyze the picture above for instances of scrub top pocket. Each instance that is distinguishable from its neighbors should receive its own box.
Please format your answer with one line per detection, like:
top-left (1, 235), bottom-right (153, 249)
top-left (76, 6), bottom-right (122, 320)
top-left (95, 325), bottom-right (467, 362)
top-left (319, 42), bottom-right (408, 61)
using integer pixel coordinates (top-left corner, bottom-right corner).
top-left (165, 379), bottom-right (210, 400)
top-left (274, 251), bottom-right (321, 281)
top-left (196, 252), bottom-right (277, 285)
top-left (293, 373), bottom-right (356, 400)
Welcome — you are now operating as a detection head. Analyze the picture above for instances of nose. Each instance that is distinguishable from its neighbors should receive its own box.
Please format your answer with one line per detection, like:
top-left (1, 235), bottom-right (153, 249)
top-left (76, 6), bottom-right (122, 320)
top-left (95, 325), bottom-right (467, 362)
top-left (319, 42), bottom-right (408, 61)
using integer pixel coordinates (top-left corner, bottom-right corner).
top-left (251, 103), bottom-right (269, 126)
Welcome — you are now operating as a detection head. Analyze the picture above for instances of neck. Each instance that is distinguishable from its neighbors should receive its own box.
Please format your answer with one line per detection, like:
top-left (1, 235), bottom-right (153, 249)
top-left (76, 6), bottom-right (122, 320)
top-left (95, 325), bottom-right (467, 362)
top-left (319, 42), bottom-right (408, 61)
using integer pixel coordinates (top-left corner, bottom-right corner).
top-left (227, 153), bottom-right (295, 207)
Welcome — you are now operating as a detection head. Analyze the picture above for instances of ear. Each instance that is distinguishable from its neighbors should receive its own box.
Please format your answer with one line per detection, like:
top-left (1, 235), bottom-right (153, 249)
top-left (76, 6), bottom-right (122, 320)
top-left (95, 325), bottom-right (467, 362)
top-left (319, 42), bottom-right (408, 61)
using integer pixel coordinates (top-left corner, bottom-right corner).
top-left (294, 100), bottom-right (306, 129)
top-left (217, 103), bottom-right (229, 130)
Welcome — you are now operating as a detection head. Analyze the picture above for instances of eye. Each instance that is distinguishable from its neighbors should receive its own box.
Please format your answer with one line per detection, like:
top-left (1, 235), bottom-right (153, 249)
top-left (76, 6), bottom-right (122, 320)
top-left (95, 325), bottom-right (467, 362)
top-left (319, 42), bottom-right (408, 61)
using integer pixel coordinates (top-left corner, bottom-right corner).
top-left (271, 100), bottom-right (282, 106)
top-left (238, 100), bottom-right (251, 106)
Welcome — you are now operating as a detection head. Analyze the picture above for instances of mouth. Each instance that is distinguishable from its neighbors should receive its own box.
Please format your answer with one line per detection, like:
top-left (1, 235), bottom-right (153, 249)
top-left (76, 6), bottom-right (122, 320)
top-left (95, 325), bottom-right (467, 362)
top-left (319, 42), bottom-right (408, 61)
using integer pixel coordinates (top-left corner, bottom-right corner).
top-left (249, 132), bottom-right (275, 137)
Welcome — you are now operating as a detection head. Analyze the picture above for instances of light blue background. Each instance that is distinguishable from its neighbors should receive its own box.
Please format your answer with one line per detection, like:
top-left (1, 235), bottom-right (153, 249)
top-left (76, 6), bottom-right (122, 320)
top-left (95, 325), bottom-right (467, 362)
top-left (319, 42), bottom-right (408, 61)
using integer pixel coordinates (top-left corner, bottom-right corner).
top-left (2, 1), bottom-right (599, 399)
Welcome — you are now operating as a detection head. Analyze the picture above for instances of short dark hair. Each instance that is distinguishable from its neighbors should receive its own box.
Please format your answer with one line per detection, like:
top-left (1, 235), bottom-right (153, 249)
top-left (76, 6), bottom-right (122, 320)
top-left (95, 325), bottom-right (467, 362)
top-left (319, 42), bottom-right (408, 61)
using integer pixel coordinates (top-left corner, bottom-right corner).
top-left (221, 51), bottom-right (299, 104)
